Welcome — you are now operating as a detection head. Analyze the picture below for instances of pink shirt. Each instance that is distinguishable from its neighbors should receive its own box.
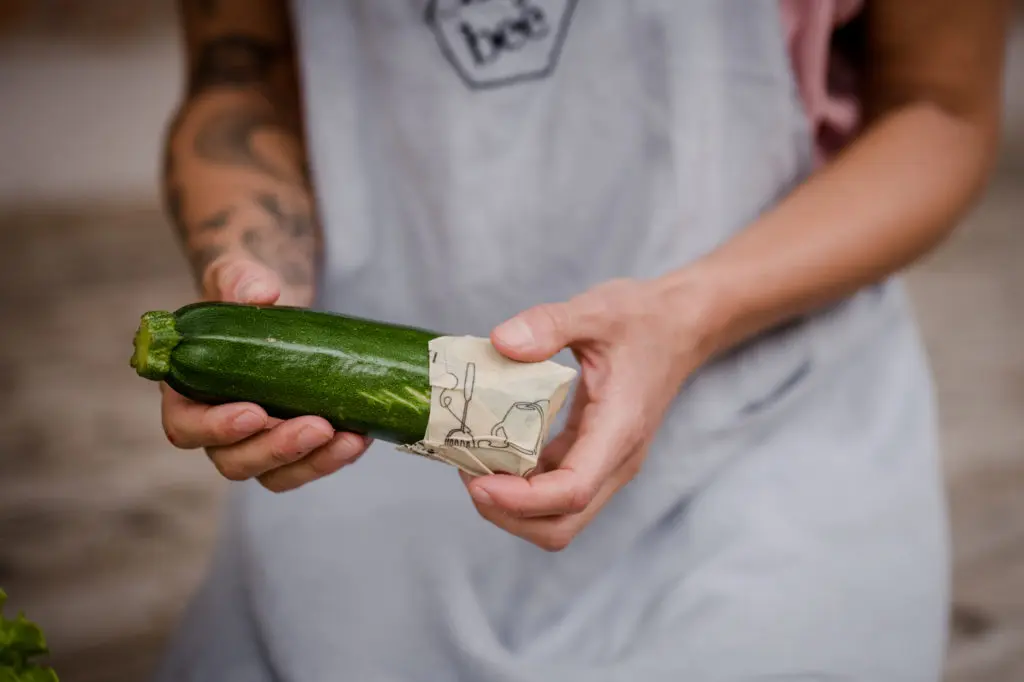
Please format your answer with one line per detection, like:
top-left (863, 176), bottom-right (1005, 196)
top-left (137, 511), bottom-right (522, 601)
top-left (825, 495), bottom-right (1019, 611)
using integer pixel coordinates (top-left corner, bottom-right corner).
top-left (780, 0), bottom-right (865, 165)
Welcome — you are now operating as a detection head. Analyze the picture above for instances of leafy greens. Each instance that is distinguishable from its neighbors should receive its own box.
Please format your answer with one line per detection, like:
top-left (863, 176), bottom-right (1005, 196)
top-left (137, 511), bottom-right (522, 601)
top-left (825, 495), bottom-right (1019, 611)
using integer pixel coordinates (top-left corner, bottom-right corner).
top-left (0, 590), bottom-right (58, 682)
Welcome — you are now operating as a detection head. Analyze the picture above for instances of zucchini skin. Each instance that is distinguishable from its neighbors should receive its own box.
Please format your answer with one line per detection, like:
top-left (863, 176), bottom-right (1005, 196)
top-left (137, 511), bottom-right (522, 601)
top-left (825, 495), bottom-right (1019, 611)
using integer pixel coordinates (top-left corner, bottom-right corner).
top-left (137, 302), bottom-right (439, 445)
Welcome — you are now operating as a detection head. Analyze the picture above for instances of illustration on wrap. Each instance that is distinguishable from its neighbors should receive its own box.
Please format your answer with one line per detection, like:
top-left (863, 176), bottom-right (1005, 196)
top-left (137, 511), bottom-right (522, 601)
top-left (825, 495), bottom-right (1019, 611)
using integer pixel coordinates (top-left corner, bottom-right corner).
top-left (398, 336), bottom-right (577, 477)
top-left (438, 360), bottom-right (549, 459)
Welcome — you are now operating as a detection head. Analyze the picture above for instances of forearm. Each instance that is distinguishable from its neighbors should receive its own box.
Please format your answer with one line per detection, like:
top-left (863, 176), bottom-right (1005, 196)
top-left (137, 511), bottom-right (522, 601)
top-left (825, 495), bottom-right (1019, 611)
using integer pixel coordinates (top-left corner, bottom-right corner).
top-left (164, 0), bottom-right (319, 306)
top-left (663, 102), bottom-right (1000, 359)
top-left (658, 0), bottom-right (1010, 362)
top-left (164, 92), bottom-right (319, 305)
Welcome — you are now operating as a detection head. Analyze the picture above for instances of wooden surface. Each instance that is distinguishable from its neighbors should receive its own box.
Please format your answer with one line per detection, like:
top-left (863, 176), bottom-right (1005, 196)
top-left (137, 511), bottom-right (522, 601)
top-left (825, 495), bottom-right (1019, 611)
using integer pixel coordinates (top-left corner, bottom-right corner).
top-left (0, 173), bottom-right (1021, 680)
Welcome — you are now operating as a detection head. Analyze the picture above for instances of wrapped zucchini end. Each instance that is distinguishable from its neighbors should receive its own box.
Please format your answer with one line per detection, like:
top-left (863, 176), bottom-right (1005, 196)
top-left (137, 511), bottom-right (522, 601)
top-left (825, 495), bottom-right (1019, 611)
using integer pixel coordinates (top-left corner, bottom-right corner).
top-left (130, 310), bottom-right (181, 381)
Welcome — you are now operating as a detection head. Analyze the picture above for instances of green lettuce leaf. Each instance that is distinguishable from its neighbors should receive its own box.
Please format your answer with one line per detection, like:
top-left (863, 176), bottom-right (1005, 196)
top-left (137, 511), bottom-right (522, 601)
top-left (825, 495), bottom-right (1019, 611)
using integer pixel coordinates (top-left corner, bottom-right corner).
top-left (0, 590), bottom-right (58, 682)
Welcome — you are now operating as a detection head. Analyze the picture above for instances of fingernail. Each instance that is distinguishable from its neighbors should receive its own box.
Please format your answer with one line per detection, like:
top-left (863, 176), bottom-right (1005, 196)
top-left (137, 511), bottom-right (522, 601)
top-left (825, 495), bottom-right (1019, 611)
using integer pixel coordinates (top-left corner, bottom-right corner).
top-left (471, 486), bottom-right (493, 506)
top-left (495, 318), bottom-right (534, 349)
top-left (233, 410), bottom-right (263, 434)
top-left (338, 433), bottom-right (367, 457)
top-left (297, 426), bottom-right (329, 451)
top-left (237, 278), bottom-right (268, 302)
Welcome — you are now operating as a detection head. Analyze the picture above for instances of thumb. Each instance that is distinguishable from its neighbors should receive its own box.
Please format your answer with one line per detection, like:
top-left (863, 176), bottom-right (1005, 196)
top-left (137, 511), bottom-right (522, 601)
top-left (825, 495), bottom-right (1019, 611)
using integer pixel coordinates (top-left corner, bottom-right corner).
top-left (491, 300), bottom-right (594, 362)
top-left (203, 256), bottom-right (282, 305)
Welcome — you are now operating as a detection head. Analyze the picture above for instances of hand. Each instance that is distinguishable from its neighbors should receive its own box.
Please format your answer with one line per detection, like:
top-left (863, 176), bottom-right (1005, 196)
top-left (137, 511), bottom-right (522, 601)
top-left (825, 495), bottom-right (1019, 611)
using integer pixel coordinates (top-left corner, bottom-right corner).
top-left (161, 255), bottom-right (371, 492)
top-left (460, 277), bottom-right (714, 551)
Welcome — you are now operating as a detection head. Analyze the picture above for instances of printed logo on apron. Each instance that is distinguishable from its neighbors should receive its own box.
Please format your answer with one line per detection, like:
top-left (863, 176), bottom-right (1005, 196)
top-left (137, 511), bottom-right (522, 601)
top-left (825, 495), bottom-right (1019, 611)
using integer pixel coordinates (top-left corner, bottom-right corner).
top-left (425, 0), bottom-right (577, 89)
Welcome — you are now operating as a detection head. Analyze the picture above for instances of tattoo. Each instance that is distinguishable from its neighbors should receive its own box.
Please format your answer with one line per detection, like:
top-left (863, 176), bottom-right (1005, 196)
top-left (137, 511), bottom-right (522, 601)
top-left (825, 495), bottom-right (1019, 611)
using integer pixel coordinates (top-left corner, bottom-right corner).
top-left (194, 106), bottom-right (302, 184)
top-left (250, 192), bottom-right (317, 286)
top-left (255, 192), bottom-right (313, 239)
top-left (191, 244), bottom-right (227, 274)
top-left (241, 227), bottom-right (264, 257)
top-left (167, 31), bottom-right (317, 292)
top-left (241, 219), bottom-right (315, 288)
top-left (287, 211), bottom-right (314, 240)
top-left (280, 260), bottom-right (313, 287)
top-left (242, 228), bottom-right (312, 285)
top-left (199, 208), bottom-right (233, 231)
top-left (255, 192), bottom-right (282, 219)
top-left (171, 196), bottom-right (316, 289)
top-left (189, 35), bottom-right (283, 95)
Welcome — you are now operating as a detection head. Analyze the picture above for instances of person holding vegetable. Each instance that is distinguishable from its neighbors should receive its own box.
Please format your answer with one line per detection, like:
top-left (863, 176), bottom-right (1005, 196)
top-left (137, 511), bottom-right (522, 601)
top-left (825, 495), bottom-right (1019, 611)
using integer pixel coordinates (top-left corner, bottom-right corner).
top-left (151, 1), bottom-right (1010, 680)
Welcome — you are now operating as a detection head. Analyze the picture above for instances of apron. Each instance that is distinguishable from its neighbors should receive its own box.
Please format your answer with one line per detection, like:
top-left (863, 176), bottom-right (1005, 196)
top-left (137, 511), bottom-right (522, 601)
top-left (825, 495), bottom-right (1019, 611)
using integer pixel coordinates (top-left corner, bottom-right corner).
top-left (153, 2), bottom-right (950, 680)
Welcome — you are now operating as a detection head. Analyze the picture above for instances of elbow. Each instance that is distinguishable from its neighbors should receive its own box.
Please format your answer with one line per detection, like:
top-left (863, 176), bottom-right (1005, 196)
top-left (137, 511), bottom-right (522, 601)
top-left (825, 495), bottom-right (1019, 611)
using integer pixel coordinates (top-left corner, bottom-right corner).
top-left (958, 106), bottom-right (1002, 207)
top-left (868, 86), bottom-right (1004, 190)
top-left (914, 98), bottom-right (1003, 207)
top-left (934, 94), bottom-right (1002, 176)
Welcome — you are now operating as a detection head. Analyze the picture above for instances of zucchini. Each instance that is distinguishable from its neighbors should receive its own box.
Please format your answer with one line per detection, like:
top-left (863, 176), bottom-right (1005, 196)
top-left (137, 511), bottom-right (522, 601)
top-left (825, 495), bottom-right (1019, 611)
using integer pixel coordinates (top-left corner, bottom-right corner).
top-left (130, 302), bottom-right (440, 444)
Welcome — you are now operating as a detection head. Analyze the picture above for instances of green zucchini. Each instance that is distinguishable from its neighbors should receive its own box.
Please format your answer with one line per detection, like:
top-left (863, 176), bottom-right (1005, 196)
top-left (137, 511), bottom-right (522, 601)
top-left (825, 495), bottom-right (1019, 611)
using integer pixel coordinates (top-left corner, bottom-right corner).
top-left (130, 302), bottom-right (440, 444)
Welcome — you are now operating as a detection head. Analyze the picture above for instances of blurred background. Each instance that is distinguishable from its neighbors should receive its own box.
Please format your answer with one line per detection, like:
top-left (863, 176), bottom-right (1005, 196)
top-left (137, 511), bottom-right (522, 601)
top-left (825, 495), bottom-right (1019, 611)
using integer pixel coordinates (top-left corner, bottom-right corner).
top-left (0, 1), bottom-right (1021, 681)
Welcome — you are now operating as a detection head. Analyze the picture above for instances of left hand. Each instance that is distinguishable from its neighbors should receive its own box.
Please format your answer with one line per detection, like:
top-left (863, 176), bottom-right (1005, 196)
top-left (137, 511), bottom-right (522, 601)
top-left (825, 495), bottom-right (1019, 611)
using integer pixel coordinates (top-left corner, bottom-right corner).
top-left (460, 277), bottom-right (715, 551)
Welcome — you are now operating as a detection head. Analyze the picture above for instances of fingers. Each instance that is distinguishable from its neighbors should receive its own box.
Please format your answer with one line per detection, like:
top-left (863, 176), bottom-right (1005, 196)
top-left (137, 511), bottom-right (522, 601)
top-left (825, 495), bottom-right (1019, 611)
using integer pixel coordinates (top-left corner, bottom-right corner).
top-left (464, 460), bottom-right (630, 552)
top-left (465, 400), bottom-right (638, 518)
top-left (205, 415), bottom-right (334, 481)
top-left (491, 295), bottom-right (605, 362)
top-left (467, 468), bottom-right (595, 518)
top-left (163, 382), bottom-right (369, 490)
top-left (160, 250), bottom-right (350, 494)
top-left (257, 432), bottom-right (369, 492)
top-left (161, 383), bottom-right (268, 449)
top-left (532, 380), bottom-right (589, 473)
top-left (462, 378), bottom-right (649, 550)
top-left (202, 256), bottom-right (282, 304)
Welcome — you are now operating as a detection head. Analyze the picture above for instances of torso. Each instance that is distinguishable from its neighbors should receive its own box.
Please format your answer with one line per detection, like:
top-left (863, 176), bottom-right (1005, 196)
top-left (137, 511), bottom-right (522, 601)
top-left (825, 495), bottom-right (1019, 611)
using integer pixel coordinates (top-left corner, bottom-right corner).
top-left (152, 3), bottom-right (950, 680)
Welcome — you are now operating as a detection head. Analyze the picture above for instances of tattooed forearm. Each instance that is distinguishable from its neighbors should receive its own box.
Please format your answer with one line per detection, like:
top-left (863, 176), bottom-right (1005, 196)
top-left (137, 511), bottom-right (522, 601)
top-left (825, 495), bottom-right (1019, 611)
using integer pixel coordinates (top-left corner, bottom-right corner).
top-left (240, 226), bottom-right (315, 287)
top-left (164, 188), bottom-right (231, 279)
top-left (238, 191), bottom-right (317, 287)
top-left (255, 192), bottom-right (313, 239)
top-left (192, 243), bottom-right (229, 275)
top-left (167, 101), bottom-right (317, 289)
top-left (164, 7), bottom-right (317, 299)
top-left (168, 194), bottom-right (315, 290)
top-left (193, 104), bottom-right (304, 184)
top-left (198, 207), bottom-right (233, 231)
top-left (188, 35), bottom-right (284, 95)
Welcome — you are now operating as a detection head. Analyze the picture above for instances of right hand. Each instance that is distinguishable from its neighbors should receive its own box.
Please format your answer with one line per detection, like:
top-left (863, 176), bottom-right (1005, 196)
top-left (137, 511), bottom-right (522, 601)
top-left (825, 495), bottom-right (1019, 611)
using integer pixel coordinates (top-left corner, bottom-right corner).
top-left (161, 256), bottom-right (371, 492)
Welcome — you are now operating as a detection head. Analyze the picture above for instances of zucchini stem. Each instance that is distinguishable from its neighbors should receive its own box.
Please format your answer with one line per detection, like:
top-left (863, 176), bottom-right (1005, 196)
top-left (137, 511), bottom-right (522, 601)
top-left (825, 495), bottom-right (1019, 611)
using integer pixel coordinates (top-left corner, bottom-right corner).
top-left (130, 310), bottom-right (181, 381)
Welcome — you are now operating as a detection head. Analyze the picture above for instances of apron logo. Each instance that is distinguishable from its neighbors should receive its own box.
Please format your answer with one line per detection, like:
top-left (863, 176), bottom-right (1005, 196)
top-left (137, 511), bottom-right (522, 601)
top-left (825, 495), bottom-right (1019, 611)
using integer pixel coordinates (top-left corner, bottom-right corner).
top-left (426, 0), bottom-right (577, 89)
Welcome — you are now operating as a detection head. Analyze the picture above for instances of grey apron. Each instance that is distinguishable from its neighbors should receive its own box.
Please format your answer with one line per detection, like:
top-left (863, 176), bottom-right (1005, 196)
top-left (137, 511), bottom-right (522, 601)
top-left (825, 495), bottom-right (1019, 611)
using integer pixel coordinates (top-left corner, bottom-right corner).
top-left (153, 2), bottom-right (950, 680)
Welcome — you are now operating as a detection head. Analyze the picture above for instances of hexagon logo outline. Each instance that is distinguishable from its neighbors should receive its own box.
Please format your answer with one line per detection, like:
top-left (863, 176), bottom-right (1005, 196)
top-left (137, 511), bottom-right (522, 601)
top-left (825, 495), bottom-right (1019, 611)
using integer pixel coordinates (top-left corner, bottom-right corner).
top-left (425, 0), bottom-right (579, 90)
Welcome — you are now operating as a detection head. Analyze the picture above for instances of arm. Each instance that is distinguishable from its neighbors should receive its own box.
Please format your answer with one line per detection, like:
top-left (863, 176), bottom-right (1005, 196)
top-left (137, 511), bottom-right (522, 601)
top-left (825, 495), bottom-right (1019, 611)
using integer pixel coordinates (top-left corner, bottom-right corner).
top-left (668, 0), bottom-right (1012, 356)
top-left (465, 0), bottom-right (1011, 551)
top-left (159, 0), bottom-right (368, 493)
top-left (165, 0), bottom-right (317, 306)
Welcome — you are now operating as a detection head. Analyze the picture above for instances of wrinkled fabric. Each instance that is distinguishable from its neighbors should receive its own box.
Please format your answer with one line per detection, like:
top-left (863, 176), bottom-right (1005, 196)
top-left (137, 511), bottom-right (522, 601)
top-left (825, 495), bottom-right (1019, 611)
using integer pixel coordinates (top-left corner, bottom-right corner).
top-left (152, 2), bottom-right (949, 680)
